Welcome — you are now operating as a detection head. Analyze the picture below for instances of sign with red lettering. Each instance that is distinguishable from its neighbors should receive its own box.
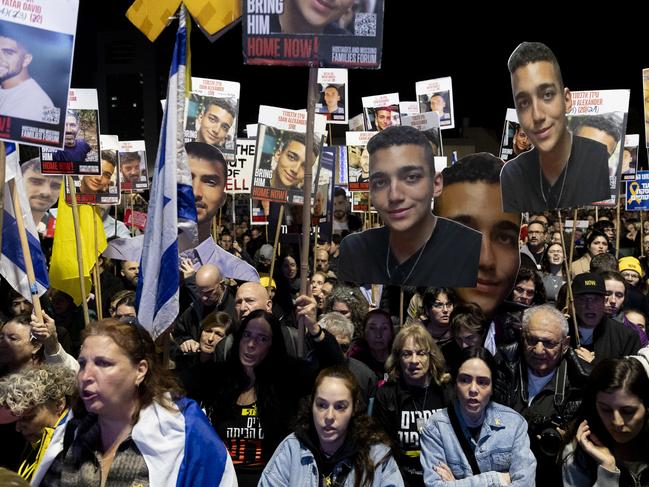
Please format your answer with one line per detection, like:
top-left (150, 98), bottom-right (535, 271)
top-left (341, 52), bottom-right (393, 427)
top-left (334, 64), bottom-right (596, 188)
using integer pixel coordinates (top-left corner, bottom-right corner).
top-left (242, 0), bottom-right (384, 68)
top-left (124, 209), bottom-right (147, 231)
top-left (0, 0), bottom-right (79, 148)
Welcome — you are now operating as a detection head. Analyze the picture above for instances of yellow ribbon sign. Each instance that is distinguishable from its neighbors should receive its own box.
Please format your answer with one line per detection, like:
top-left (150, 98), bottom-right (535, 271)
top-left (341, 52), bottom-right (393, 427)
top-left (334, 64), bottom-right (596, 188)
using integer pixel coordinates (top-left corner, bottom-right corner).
top-left (127, 0), bottom-right (241, 42)
top-left (628, 181), bottom-right (642, 205)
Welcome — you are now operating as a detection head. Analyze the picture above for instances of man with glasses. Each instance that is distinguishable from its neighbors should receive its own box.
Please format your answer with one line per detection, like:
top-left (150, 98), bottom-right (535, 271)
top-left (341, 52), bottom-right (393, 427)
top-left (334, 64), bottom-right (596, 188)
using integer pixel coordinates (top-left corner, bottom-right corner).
top-left (174, 263), bottom-right (236, 354)
top-left (493, 304), bottom-right (583, 484)
top-left (571, 273), bottom-right (641, 365)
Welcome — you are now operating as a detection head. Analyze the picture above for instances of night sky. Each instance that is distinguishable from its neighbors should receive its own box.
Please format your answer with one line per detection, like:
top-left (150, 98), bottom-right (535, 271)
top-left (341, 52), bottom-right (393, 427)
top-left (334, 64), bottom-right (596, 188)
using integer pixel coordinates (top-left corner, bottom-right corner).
top-left (72, 2), bottom-right (649, 164)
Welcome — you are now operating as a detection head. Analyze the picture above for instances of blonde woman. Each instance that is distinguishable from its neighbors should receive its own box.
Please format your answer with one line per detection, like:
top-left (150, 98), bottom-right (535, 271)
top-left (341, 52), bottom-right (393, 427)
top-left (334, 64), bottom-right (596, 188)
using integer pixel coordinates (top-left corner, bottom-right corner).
top-left (373, 325), bottom-right (452, 486)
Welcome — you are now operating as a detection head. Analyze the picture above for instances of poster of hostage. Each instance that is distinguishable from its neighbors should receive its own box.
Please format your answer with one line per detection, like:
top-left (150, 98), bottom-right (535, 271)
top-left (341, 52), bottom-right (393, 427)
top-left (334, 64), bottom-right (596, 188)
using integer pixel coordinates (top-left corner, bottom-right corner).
top-left (119, 140), bottom-right (148, 191)
top-left (40, 88), bottom-right (101, 175)
top-left (316, 68), bottom-right (348, 124)
top-left (401, 111), bottom-right (443, 157)
top-left (242, 0), bottom-right (384, 68)
top-left (621, 134), bottom-right (639, 183)
top-left (251, 105), bottom-right (326, 204)
top-left (566, 89), bottom-right (630, 205)
top-left (415, 76), bottom-right (455, 130)
top-left (0, 0), bottom-right (78, 148)
top-left (346, 131), bottom-right (376, 191)
top-left (184, 76), bottom-right (240, 160)
top-left (499, 108), bottom-right (532, 161)
top-left (65, 134), bottom-right (120, 205)
top-left (362, 92), bottom-right (400, 131)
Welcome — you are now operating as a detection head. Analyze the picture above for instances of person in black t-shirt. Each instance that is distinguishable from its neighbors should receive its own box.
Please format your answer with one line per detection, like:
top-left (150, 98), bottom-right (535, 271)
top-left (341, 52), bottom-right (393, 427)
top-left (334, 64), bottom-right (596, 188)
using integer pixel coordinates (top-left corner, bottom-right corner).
top-left (338, 126), bottom-right (481, 287)
top-left (501, 42), bottom-right (610, 212)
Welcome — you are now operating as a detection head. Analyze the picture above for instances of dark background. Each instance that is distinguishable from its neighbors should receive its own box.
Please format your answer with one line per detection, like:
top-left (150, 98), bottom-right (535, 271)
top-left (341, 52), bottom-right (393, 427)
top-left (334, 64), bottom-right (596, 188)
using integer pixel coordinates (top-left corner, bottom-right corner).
top-left (72, 2), bottom-right (649, 168)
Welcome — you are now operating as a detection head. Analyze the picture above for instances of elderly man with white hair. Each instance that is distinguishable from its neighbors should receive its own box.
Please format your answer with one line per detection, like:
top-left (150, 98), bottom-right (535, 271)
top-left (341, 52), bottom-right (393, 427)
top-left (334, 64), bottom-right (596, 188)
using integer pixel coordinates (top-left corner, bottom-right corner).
top-left (317, 312), bottom-right (378, 407)
top-left (493, 304), bottom-right (586, 485)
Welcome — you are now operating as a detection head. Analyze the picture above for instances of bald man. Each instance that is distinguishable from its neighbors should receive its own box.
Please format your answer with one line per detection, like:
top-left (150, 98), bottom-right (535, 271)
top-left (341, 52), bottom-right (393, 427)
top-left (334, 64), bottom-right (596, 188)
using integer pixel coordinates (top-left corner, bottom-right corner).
top-left (235, 282), bottom-right (272, 320)
top-left (214, 282), bottom-right (319, 361)
top-left (175, 263), bottom-right (236, 353)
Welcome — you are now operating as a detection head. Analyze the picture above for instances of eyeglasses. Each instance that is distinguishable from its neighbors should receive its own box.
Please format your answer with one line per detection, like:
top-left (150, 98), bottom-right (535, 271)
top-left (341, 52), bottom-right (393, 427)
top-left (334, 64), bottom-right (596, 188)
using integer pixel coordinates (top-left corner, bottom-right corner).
top-left (400, 349), bottom-right (429, 359)
top-left (524, 334), bottom-right (562, 350)
top-left (431, 301), bottom-right (453, 310)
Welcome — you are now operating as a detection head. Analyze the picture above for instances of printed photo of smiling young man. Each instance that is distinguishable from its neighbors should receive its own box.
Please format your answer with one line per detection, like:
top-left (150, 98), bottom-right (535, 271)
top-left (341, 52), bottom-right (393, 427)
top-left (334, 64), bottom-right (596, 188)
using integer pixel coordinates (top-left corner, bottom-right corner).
top-left (337, 125), bottom-right (482, 287)
top-left (500, 42), bottom-right (610, 213)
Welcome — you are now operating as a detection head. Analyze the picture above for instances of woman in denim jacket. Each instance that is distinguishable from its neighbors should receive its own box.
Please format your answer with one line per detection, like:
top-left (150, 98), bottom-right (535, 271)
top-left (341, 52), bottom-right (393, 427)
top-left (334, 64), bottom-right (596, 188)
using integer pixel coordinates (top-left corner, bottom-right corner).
top-left (260, 366), bottom-right (404, 487)
top-left (420, 347), bottom-right (536, 486)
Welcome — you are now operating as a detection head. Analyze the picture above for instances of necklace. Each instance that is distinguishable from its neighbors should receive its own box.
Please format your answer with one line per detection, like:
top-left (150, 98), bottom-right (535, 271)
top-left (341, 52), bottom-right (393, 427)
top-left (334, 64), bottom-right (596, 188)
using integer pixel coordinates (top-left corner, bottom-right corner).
top-left (539, 159), bottom-right (569, 209)
top-left (414, 383), bottom-right (430, 433)
top-left (386, 218), bottom-right (436, 285)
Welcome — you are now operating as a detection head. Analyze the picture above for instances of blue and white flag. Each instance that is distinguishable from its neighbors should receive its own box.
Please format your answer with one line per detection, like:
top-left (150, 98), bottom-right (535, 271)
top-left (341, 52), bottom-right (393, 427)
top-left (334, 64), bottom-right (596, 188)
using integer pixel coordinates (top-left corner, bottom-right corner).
top-left (32, 397), bottom-right (237, 487)
top-left (0, 143), bottom-right (49, 301)
top-left (136, 7), bottom-right (198, 339)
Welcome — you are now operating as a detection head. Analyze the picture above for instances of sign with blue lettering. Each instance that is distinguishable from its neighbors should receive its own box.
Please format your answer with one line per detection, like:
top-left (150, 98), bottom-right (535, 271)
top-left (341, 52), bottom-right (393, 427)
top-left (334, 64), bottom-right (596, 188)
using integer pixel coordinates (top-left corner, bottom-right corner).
top-left (626, 171), bottom-right (649, 210)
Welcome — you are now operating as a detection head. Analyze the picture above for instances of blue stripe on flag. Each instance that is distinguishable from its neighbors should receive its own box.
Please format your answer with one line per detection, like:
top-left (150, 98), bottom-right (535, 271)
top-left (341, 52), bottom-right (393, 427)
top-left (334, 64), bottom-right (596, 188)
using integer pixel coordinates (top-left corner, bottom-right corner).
top-left (175, 397), bottom-right (227, 487)
top-left (2, 210), bottom-right (50, 288)
top-left (152, 241), bottom-right (179, 322)
top-left (136, 7), bottom-right (196, 339)
top-left (177, 183), bottom-right (197, 222)
top-left (169, 25), bottom-right (185, 78)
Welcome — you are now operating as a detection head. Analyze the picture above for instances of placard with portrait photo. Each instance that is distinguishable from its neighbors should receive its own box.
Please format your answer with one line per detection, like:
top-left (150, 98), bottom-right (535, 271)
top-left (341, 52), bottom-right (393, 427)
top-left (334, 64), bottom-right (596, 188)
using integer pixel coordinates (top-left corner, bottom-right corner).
top-left (361, 92), bottom-right (400, 132)
top-left (64, 134), bottom-right (121, 205)
top-left (119, 140), bottom-right (148, 192)
top-left (184, 77), bottom-right (240, 161)
top-left (401, 112), bottom-right (443, 157)
top-left (499, 109), bottom-right (532, 162)
top-left (621, 134), bottom-right (639, 183)
top-left (316, 68), bottom-right (348, 124)
top-left (40, 89), bottom-right (100, 175)
top-left (251, 105), bottom-right (326, 204)
top-left (345, 131), bottom-right (377, 191)
top-left (243, 0), bottom-right (384, 68)
top-left (0, 0), bottom-right (78, 148)
top-left (567, 89), bottom-right (630, 206)
top-left (415, 76), bottom-right (455, 130)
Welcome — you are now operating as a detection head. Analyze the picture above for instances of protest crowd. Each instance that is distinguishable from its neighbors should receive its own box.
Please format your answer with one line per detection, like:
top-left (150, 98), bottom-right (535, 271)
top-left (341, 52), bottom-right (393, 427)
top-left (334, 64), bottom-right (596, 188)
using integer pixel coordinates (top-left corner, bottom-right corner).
top-left (0, 3), bottom-right (648, 487)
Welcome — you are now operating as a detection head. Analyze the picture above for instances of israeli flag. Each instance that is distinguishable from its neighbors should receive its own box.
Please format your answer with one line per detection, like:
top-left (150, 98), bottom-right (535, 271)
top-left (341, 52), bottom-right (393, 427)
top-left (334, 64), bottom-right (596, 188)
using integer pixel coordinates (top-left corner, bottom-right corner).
top-left (136, 7), bottom-right (198, 339)
top-left (0, 142), bottom-right (49, 301)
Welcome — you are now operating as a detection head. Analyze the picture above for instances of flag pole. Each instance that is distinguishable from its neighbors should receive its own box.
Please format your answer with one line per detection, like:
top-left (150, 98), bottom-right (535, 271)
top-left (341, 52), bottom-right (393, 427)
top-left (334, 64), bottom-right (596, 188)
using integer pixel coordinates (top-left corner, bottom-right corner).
top-left (558, 210), bottom-right (579, 348)
top-left (93, 209), bottom-right (103, 320)
top-left (0, 143), bottom-right (6, 255)
top-left (67, 176), bottom-right (90, 327)
top-left (313, 225), bottom-right (318, 274)
top-left (615, 196), bottom-right (621, 259)
top-left (298, 67), bottom-right (318, 357)
top-left (268, 204), bottom-right (284, 290)
top-left (9, 179), bottom-right (43, 324)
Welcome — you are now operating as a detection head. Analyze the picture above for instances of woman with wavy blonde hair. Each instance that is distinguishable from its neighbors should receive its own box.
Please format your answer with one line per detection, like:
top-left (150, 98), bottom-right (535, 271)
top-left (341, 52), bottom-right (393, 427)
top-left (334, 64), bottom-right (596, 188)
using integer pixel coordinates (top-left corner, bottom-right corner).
top-left (0, 364), bottom-right (75, 481)
top-left (373, 325), bottom-right (452, 486)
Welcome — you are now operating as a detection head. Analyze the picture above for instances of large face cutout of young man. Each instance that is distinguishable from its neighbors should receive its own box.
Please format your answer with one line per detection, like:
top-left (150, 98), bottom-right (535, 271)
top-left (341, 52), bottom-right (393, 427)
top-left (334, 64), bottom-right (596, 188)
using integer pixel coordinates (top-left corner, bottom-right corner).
top-left (437, 181), bottom-right (520, 318)
top-left (511, 61), bottom-right (572, 163)
top-left (188, 147), bottom-right (227, 240)
top-left (370, 144), bottom-right (441, 252)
